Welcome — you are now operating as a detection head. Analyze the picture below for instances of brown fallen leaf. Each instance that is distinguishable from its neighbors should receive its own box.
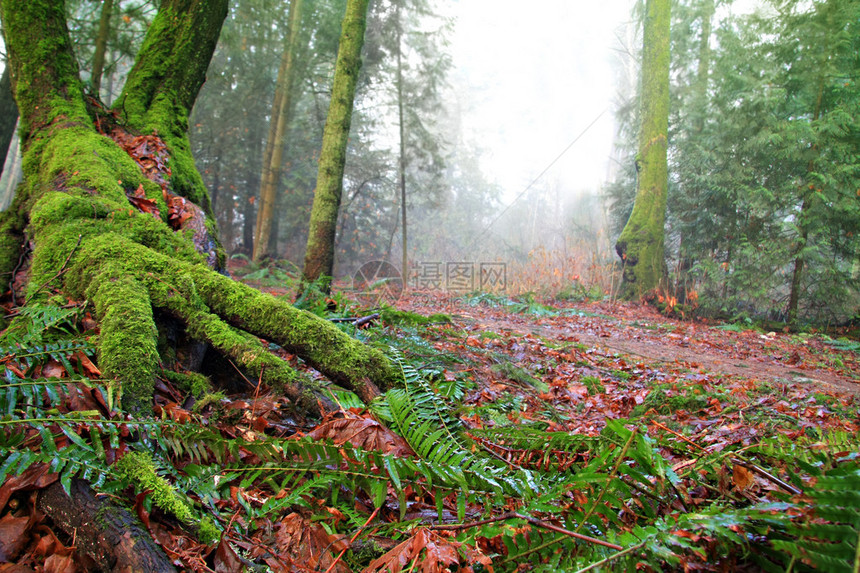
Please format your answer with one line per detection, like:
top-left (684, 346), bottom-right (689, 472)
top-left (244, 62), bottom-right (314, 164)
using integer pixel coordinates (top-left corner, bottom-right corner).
top-left (214, 537), bottom-right (243, 573)
top-left (0, 513), bottom-right (31, 562)
top-left (732, 464), bottom-right (755, 491)
top-left (43, 553), bottom-right (77, 573)
top-left (73, 351), bottom-right (101, 378)
top-left (274, 513), bottom-right (349, 573)
top-left (307, 415), bottom-right (414, 457)
top-left (0, 464), bottom-right (58, 512)
top-left (363, 528), bottom-right (492, 573)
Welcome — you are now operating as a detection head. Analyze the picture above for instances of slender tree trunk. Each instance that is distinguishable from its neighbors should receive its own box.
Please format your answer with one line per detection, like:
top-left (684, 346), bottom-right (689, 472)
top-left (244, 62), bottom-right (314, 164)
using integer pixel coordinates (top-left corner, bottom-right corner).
top-left (396, 5), bottom-right (408, 280)
top-left (301, 0), bottom-right (369, 288)
top-left (90, 0), bottom-right (114, 96)
top-left (0, 117), bottom-right (22, 211)
top-left (253, 0), bottom-right (304, 263)
top-left (615, 0), bottom-right (671, 298)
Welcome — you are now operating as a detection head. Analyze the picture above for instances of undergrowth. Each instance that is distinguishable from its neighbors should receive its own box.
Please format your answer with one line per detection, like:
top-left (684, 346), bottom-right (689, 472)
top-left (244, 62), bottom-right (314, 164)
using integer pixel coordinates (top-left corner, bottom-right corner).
top-left (1, 295), bottom-right (859, 571)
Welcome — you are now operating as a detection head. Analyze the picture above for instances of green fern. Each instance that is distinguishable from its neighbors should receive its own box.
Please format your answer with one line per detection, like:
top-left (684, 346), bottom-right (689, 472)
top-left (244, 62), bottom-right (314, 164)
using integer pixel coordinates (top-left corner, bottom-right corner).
top-left (771, 467), bottom-right (860, 572)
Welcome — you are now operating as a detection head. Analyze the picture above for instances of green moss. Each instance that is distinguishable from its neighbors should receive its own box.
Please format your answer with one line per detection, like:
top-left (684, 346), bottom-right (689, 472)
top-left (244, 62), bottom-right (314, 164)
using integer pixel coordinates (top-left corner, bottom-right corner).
top-left (191, 390), bottom-right (226, 413)
top-left (89, 274), bottom-right (158, 414)
top-left (191, 266), bottom-right (400, 397)
top-left (115, 451), bottom-right (195, 524)
top-left (379, 305), bottom-right (451, 327)
top-left (197, 516), bottom-right (221, 545)
top-left (161, 369), bottom-right (212, 397)
top-left (581, 375), bottom-right (605, 396)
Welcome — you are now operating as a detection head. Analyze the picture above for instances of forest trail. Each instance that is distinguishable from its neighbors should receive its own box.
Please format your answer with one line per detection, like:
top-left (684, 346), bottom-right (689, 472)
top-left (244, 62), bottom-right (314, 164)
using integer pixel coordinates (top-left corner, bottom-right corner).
top-left (399, 292), bottom-right (860, 396)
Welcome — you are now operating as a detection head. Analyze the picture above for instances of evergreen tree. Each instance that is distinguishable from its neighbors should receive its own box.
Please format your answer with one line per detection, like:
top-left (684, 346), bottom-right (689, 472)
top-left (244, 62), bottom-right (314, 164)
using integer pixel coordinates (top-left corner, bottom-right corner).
top-left (615, 0), bottom-right (672, 298)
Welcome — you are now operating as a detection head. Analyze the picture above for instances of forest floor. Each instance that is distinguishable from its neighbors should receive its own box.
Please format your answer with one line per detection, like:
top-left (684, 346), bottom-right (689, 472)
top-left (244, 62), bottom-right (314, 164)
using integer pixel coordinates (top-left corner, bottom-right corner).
top-left (3, 278), bottom-right (860, 572)
top-left (400, 290), bottom-right (860, 395)
top-left (384, 290), bottom-right (860, 439)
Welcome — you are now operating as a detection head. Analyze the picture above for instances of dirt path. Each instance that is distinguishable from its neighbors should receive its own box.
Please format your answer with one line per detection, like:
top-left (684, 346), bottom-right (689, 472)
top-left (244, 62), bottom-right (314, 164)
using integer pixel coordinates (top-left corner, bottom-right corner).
top-left (403, 294), bottom-right (860, 396)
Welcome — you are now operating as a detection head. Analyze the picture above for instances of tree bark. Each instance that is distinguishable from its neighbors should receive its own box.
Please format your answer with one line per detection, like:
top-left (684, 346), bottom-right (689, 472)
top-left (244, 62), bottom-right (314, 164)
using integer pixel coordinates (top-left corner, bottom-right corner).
top-left (38, 478), bottom-right (177, 572)
top-left (615, 0), bottom-right (671, 298)
top-left (253, 0), bottom-right (305, 263)
top-left (302, 0), bottom-right (370, 288)
top-left (0, 0), bottom-right (396, 417)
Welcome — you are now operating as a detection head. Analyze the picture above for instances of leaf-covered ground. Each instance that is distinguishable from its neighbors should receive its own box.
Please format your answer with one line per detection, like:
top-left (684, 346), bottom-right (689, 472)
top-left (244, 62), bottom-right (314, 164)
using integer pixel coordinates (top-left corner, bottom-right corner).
top-left (1, 283), bottom-right (858, 572)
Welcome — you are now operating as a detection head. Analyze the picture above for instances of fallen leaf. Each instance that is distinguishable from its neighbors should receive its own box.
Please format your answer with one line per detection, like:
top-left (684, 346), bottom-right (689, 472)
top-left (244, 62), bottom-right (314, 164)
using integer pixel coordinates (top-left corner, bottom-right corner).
top-left (307, 416), bottom-right (414, 457)
top-left (43, 553), bottom-right (77, 573)
top-left (0, 513), bottom-right (30, 562)
top-left (732, 464), bottom-right (755, 491)
top-left (274, 513), bottom-right (348, 572)
top-left (214, 537), bottom-right (243, 573)
top-left (0, 464), bottom-right (58, 511)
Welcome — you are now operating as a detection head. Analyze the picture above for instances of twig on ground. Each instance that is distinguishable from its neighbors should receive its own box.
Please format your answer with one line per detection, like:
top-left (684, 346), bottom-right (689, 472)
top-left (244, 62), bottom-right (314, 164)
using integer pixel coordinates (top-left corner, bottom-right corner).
top-left (329, 313), bottom-right (380, 328)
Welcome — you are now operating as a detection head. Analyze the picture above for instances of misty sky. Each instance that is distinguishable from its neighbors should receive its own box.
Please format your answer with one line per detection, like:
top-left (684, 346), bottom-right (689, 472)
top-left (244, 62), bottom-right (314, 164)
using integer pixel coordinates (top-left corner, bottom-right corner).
top-left (448, 0), bottom-right (635, 202)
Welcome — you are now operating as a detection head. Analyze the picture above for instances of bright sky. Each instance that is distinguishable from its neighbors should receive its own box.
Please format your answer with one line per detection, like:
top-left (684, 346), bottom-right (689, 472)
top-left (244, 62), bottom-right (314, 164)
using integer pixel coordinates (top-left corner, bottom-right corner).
top-left (448, 0), bottom-right (635, 201)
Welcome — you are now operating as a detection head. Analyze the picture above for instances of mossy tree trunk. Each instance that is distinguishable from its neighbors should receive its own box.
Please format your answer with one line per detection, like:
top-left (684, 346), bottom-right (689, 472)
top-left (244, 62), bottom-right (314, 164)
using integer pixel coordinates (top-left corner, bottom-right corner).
top-left (301, 0), bottom-right (369, 288)
top-left (615, 0), bottom-right (671, 298)
top-left (0, 0), bottom-right (397, 415)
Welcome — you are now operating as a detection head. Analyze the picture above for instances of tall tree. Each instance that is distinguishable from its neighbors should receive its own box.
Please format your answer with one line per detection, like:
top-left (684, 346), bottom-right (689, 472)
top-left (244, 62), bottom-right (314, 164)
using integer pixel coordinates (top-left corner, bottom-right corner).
top-left (253, 0), bottom-right (305, 263)
top-left (615, 0), bottom-right (672, 298)
top-left (0, 0), bottom-right (396, 420)
top-left (302, 0), bottom-right (369, 288)
top-left (395, 1), bottom-right (409, 278)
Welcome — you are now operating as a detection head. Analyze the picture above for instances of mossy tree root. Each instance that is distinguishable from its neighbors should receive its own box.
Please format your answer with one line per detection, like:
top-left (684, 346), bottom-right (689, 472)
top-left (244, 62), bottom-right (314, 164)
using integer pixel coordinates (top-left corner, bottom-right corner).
top-left (1, 0), bottom-right (398, 418)
top-left (64, 233), bottom-right (395, 414)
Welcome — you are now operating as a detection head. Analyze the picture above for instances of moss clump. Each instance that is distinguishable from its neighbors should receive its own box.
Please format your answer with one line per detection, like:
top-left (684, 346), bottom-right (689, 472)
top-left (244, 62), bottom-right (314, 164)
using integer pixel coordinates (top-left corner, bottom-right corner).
top-left (581, 375), bottom-right (606, 396)
top-left (115, 451), bottom-right (194, 524)
top-left (379, 305), bottom-right (451, 327)
top-left (631, 383), bottom-right (716, 416)
top-left (89, 274), bottom-right (158, 414)
top-left (197, 516), bottom-right (221, 545)
top-left (161, 369), bottom-right (212, 397)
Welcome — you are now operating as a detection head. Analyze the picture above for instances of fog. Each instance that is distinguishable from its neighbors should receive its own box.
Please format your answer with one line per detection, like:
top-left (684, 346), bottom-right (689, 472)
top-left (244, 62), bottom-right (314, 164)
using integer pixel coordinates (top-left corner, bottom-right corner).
top-left (449, 0), bottom-right (635, 201)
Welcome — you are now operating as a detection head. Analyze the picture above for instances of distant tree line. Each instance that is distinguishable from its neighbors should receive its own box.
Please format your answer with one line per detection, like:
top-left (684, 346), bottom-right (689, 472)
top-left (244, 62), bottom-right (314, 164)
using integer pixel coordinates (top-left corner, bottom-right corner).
top-left (608, 0), bottom-right (859, 324)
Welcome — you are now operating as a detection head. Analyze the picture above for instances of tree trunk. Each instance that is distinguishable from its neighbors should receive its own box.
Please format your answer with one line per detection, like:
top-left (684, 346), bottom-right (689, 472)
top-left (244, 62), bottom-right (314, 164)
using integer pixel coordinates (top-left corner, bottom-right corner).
top-left (253, 0), bottom-right (304, 263)
top-left (301, 0), bottom-right (370, 288)
top-left (396, 5), bottom-right (409, 282)
top-left (38, 478), bottom-right (177, 572)
top-left (0, 0), bottom-right (396, 417)
top-left (90, 0), bottom-right (114, 96)
top-left (615, 0), bottom-right (671, 298)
